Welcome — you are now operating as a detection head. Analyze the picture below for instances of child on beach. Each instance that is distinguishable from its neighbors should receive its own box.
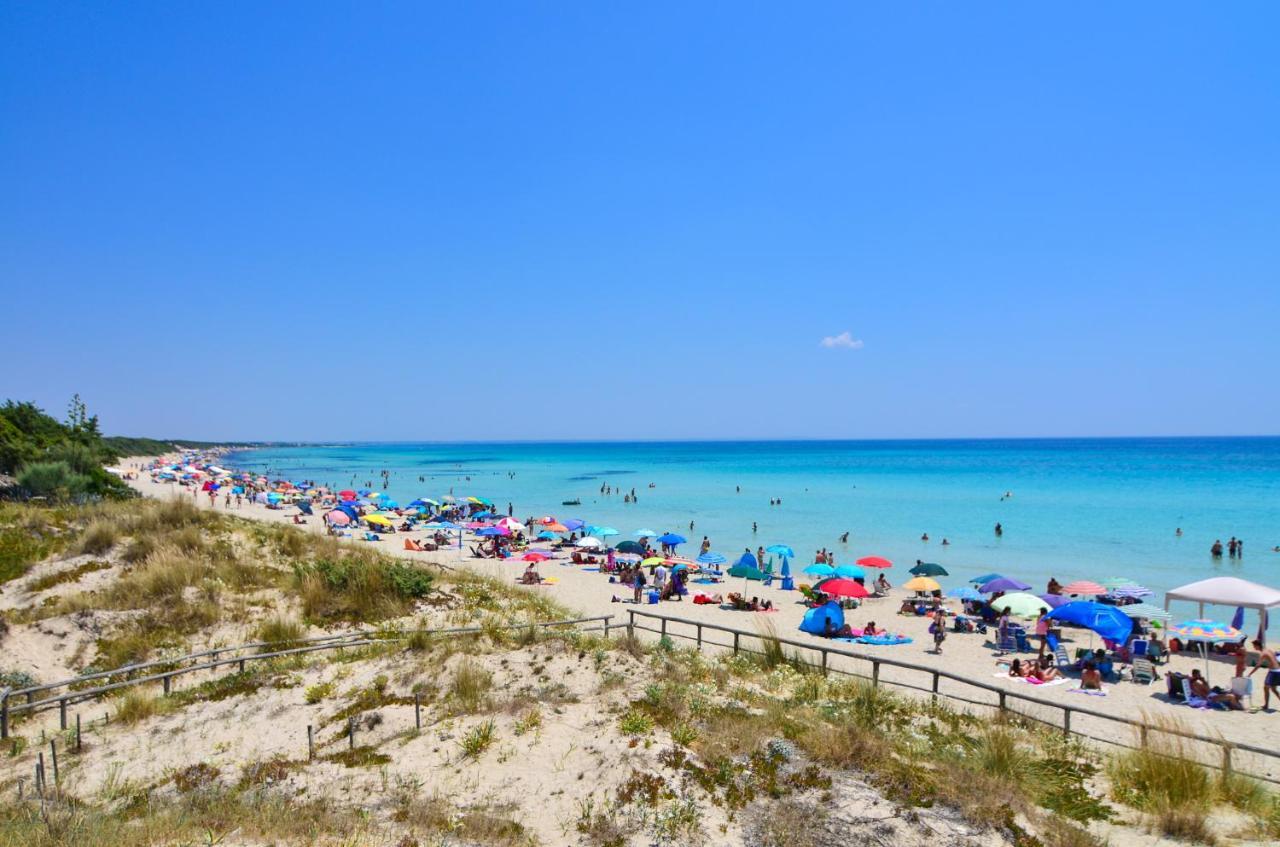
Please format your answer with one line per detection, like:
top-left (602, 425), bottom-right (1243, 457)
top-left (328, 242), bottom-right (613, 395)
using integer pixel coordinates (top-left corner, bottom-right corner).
top-left (931, 609), bottom-right (947, 654)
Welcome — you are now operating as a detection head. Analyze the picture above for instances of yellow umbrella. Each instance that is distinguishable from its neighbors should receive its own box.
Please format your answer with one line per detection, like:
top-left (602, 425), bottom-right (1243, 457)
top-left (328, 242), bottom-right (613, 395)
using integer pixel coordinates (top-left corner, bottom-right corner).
top-left (641, 557), bottom-right (665, 566)
top-left (903, 576), bottom-right (941, 592)
top-left (364, 514), bottom-right (392, 527)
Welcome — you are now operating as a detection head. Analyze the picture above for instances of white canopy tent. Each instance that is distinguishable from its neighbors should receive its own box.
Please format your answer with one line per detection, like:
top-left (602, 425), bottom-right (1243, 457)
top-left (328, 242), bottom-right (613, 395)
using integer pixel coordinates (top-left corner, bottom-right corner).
top-left (1164, 577), bottom-right (1280, 618)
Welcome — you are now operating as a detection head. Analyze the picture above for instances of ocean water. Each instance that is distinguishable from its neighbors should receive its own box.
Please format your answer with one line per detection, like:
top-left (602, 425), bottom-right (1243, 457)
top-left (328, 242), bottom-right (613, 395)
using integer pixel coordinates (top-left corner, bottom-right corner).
top-left (226, 438), bottom-right (1280, 629)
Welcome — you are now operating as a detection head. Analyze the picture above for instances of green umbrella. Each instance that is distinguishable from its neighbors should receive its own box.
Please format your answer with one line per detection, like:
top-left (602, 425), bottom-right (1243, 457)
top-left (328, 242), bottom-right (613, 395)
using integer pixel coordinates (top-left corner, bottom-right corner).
top-left (991, 591), bottom-right (1053, 619)
top-left (909, 562), bottom-right (948, 577)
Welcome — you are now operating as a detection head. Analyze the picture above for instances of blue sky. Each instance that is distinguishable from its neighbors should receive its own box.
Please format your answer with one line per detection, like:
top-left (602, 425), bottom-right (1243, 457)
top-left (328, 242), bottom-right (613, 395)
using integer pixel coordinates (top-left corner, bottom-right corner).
top-left (2, 4), bottom-right (1277, 441)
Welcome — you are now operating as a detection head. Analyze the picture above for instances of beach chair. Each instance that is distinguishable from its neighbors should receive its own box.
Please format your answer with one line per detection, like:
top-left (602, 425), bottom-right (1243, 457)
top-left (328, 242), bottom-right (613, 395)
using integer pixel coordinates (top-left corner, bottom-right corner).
top-left (1053, 643), bottom-right (1072, 672)
top-left (1180, 678), bottom-right (1216, 710)
top-left (1014, 631), bottom-right (1031, 653)
top-left (997, 632), bottom-right (1017, 655)
top-left (1131, 639), bottom-right (1148, 658)
top-left (1231, 676), bottom-right (1254, 709)
top-left (1131, 657), bottom-right (1157, 685)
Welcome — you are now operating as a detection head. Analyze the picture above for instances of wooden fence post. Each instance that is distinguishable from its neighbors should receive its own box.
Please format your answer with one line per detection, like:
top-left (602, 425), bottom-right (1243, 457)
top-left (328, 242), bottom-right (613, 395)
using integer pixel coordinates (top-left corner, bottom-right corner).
top-left (1140, 725), bottom-right (1149, 747)
top-left (1062, 708), bottom-right (1071, 738)
top-left (998, 691), bottom-right (1007, 712)
top-left (49, 740), bottom-right (58, 786)
top-left (307, 725), bottom-right (314, 760)
top-left (414, 693), bottom-right (422, 730)
top-left (348, 716), bottom-right (355, 750)
top-left (163, 675), bottom-right (171, 696)
top-left (1222, 745), bottom-right (1233, 777)
top-left (36, 753), bottom-right (44, 797)
top-left (931, 672), bottom-right (939, 702)
top-left (660, 618), bottom-right (667, 640)
top-left (733, 632), bottom-right (740, 655)
top-left (872, 661), bottom-right (880, 687)
top-left (821, 650), bottom-right (829, 676)
top-left (1, 690), bottom-right (9, 740)
top-left (76, 714), bottom-right (82, 752)
top-left (696, 624), bottom-right (702, 650)
top-left (59, 698), bottom-right (67, 730)
top-left (627, 610), bottom-right (635, 640)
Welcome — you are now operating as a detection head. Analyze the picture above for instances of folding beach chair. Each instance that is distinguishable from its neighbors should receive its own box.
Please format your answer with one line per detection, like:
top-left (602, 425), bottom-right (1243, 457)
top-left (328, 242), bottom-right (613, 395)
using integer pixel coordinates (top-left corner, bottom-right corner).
top-left (1131, 639), bottom-right (1148, 658)
top-left (1180, 678), bottom-right (1219, 710)
top-left (1054, 644), bottom-right (1072, 672)
top-left (1131, 657), bottom-right (1156, 685)
top-left (997, 632), bottom-right (1018, 655)
top-left (1014, 631), bottom-right (1031, 653)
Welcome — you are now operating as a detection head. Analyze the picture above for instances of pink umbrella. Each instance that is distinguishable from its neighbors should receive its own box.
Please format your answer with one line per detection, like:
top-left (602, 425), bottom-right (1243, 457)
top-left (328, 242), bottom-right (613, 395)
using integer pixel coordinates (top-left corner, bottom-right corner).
top-left (325, 510), bottom-right (351, 526)
top-left (1061, 580), bottom-right (1106, 596)
top-left (497, 517), bottom-right (523, 531)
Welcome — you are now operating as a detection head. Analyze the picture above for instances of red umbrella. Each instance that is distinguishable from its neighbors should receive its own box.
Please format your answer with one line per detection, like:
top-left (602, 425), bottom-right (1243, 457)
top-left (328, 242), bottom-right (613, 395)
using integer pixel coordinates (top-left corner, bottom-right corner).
top-left (815, 578), bottom-right (870, 598)
top-left (522, 552), bottom-right (551, 562)
top-left (856, 556), bottom-right (893, 569)
top-left (338, 490), bottom-right (356, 501)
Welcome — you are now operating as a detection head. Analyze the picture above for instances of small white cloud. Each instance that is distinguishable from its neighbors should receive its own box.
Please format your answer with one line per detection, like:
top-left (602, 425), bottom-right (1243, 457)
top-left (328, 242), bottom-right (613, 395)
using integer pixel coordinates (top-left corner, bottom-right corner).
top-left (820, 331), bottom-right (864, 350)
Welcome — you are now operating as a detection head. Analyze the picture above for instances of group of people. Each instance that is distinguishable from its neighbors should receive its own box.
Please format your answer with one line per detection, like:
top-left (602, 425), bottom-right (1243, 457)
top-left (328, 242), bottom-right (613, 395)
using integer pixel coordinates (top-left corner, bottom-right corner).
top-left (1210, 537), bottom-right (1246, 558)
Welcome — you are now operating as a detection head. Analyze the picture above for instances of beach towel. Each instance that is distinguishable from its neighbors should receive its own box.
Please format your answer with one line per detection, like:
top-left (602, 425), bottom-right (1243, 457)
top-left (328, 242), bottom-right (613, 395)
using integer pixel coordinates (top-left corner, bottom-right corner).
top-left (1069, 687), bottom-right (1108, 697)
top-left (858, 635), bottom-right (912, 646)
top-left (993, 672), bottom-right (1071, 687)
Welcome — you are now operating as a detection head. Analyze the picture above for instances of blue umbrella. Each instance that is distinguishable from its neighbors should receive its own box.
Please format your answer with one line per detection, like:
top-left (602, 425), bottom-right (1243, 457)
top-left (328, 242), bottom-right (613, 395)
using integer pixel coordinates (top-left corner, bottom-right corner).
top-left (970, 572), bottom-right (1004, 586)
top-left (1046, 601), bottom-right (1134, 644)
top-left (766, 544), bottom-right (795, 558)
top-left (408, 499), bottom-right (427, 507)
top-left (947, 586), bottom-right (983, 601)
top-left (834, 564), bottom-right (866, 579)
top-left (296, 501), bottom-right (313, 515)
top-left (803, 563), bottom-right (836, 578)
top-left (697, 551), bottom-right (727, 566)
top-left (428, 521), bottom-right (462, 530)
top-left (357, 489), bottom-right (372, 497)
top-left (472, 510), bottom-right (495, 520)
top-left (537, 530), bottom-right (558, 540)
top-left (657, 533), bottom-right (686, 545)
top-left (381, 500), bottom-right (399, 510)
top-left (476, 527), bottom-right (505, 537)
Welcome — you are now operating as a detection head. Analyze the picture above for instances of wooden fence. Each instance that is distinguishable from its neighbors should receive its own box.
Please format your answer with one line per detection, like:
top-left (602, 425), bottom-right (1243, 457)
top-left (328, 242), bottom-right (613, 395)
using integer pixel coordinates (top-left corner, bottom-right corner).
top-left (1, 615), bottom-right (614, 739)
top-left (625, 608), bottom-right (1280, 785)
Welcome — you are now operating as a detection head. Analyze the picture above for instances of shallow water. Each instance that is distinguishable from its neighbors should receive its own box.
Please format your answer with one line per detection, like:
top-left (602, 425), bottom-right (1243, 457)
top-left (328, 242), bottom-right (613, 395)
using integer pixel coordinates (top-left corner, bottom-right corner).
top-left (226, 438), bottom-right (1280, 632)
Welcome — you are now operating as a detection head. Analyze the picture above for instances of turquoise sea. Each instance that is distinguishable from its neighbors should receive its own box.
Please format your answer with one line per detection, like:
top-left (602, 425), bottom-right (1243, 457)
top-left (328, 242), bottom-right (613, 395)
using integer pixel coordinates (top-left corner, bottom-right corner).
top-left (226, 438), bottom-right (1280, 629)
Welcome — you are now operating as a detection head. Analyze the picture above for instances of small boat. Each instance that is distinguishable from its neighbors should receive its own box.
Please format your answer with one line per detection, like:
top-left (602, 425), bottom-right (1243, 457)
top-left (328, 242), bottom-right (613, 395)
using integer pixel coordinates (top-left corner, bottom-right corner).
top-left (561, 498), bottom-right (581, 506)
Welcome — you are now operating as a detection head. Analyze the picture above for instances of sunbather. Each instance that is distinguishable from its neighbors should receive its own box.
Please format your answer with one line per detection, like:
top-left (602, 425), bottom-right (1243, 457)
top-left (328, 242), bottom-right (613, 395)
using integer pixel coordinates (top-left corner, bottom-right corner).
top-left (519, 563), bottom-right (542, 585)
top-left (1080, 662), bottom-right (1103, 690)
top-left (1190, 670), bottom-right (1243, 710)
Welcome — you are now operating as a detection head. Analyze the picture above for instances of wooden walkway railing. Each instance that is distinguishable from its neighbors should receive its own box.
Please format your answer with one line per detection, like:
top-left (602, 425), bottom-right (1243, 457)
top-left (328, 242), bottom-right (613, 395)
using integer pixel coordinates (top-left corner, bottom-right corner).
top-left (625, 608), bottom-right (1280, 786)
top-left (1, 615), bottom-right (613, 738)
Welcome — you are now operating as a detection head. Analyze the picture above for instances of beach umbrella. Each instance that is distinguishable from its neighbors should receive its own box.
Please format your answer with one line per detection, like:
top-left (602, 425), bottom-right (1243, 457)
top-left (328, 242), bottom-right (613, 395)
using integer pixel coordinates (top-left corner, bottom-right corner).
top-left (979, 577), bottom-right (1032, 594)
top-left (562, 519), bottom-right (586, 531)
top-left (991, 592), bottom-right (1052, 619)
top-left (544, 522), bottom-right (568, 533)
top-left (476, 526), bottom-right (508, 537)
top-left (1168, 619), bottom-right (1243, 681)
top-left (364, 514), bottom-right (392, 527)
top-left (970, 572), bottom-right (1004, 586)
top-left (814, 578), bottom-right (870, 599)
top-left (497, 517), bottom-right (524, 531)
top-left (408, 499), bottom-right (427, 507)
top-left (593, 527), bottom-right (619, 538)
top-left (657, 533), bottom-right (687, 546)
top-left (1107, 584), bottom-right (1153, 599)
top-left (1047, 602), bottom-right (1134, 643)
top-left (615, 540), bottom-right (646, 555)
top-left (766, 544), bottom-right (795, 558)
top-left (947, 586), bottom-right (983, 601)
top-left (641, 556), bottom-right (665, 567)
top-left (856, 556), bottom-right (893, 569)
top-left (634, 529), bottom-right (658, 538)
top-left (803, 563), bottom-right (837, 578)
top-left (539, 516), bottom-right (557, 525)
top-left (902, 576), bottom-right (941, 593)
top-left (380, 500), bottom-right (399, 510)
top-left (338, 504), bottom-right (360, 522)
top-left (728, 563), bottom-right (768, 581)
top-left (696, 551), bottom-right (727, 566)
top-left (427, 520), bottom-right (462, 530)
top-left (522, 552), bottom-right (551, 562)
top-left (1037, 593), bottom-right (1071, 609)
top-left (834, 564), bottom-right (866, 579)
top-left (536, 530), bottom-right (558, 540)
top-left (909, 562), bottom-right (948, 577)
top-left (1119, 603), bottom-right (1172, 621)
top-left (575, 537), bottom-right (603, 549)
top-left (296, 501), bottom-right (313, 515)
top-left (358, 489), bottom-right (372, 497)
top-left (325, 510), bottom-right (351, 526)
top-left (472, 510), bottom-right (495, 520)
top-left (1061, 580), bottom-right (1106, 597)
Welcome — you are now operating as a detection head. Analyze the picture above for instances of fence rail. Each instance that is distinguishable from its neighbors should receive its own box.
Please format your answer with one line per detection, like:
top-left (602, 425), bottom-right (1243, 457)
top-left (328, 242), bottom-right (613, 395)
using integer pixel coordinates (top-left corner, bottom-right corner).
top-left (625, 609), bottom-right (1280, 785)
top-left (1, 615), bottom-right (613, 738)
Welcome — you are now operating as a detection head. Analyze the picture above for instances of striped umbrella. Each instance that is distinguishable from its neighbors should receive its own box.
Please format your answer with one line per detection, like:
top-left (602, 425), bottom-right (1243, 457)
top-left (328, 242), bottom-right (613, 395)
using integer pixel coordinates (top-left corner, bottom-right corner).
top-left (1099, 576), bottom-right (1139, 589)
top-left (1119, 603), bottom-right (1172, 621)
top-left (1061, 580), bottom-right (1106, 596)
top-left (1107, 584), bottom-right (1153, 599)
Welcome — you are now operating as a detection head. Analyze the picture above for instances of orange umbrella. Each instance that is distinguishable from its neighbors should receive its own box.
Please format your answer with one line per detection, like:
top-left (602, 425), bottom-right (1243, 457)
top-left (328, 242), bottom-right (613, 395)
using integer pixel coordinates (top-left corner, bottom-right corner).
top-left (544, 522), bottom-right (568, 533)
top-left (856, 556), bottom-right (893, 569)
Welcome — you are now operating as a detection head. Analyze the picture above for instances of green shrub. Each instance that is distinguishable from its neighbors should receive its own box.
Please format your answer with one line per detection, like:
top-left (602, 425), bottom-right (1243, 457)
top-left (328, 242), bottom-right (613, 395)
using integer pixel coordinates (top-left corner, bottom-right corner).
top-left (77, 520), bottom-right (119, 555)
top-left (619, 711), bottom-right (654, 736)
top-left (306, 681), bottom-right (335, 704)
top-left (459, 720), bottom-right (496, 758)
top-left (255, 615), bottom-right (305, 652)
top-left (17, 461), bottom-right (93, 501)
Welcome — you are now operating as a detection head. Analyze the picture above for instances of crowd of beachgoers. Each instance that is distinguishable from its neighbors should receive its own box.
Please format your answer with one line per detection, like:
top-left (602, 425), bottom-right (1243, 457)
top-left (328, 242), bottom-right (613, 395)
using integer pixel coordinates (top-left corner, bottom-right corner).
top-left (123, 453), bottom-right (1280, 735)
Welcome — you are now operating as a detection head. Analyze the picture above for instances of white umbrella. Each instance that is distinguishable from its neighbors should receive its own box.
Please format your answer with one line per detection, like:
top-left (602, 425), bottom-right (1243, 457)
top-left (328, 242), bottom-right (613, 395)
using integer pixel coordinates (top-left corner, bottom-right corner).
top-left (576, 537), bottom-right (603, 549)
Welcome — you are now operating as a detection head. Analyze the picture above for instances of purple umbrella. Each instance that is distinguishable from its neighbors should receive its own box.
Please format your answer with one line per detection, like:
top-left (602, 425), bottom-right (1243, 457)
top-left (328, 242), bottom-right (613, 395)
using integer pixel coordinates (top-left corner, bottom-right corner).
top-left (1038, 593), bottom-right (1071, 609)
top-left (980, 577), bottom-right (1032, 594)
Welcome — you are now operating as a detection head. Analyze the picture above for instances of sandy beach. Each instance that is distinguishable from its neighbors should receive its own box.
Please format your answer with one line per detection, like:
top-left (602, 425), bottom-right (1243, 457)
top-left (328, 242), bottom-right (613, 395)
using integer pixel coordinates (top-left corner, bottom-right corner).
top-left (119, 455), bottom-right (1280, 780)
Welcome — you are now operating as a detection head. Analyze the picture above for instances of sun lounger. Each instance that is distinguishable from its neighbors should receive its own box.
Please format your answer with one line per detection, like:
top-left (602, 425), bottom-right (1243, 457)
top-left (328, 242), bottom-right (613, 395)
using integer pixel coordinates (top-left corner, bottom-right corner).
top-left (1180, 677), bottom-right (1216, 710)
top-left (1053, 644), bottom-right (1072, 672)
top-left (1131, 657), bottom-right (1157, 685)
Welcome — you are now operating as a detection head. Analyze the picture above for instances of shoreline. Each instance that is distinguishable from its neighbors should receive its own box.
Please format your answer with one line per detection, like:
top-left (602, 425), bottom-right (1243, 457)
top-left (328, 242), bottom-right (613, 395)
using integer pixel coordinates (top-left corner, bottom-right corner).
top-left (120, 453), bottom-right (1280, 771)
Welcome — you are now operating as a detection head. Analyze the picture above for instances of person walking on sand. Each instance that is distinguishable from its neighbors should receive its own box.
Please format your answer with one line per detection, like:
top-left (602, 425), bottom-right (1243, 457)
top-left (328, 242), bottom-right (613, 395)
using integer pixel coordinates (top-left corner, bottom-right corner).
top-left (1249, 640), bottom-right (1280, 711)
top-left (931, 608), bottom-right (947, 654)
